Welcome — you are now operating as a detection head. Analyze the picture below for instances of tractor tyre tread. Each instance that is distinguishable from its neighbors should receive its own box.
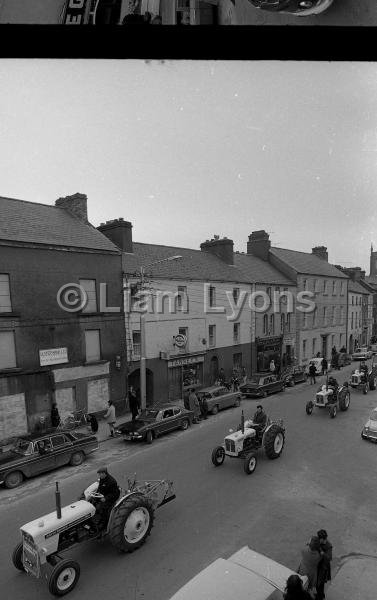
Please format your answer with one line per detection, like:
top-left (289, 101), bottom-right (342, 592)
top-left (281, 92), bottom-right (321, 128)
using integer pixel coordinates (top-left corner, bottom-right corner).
top-left (263, 424), bottom-right (285, 459)
top-left (12, 542), bottom-right (25, 572)
top-left (108, 496), bottom-right (154, 553)
top-left (48, 559), bottom-right (80, 596)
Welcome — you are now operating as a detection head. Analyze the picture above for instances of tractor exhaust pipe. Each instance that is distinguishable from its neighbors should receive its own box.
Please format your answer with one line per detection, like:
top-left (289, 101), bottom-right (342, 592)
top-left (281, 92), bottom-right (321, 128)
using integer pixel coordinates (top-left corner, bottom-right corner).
top-left (241, 410), bottom-right (245, 434)
top-left (55, 481), bottom-right (62, 519)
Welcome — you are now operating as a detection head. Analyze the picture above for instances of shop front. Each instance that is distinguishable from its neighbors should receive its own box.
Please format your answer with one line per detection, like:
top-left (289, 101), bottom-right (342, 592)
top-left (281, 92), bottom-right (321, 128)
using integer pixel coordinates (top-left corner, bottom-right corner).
top-left (167, 354), bottom-right (205, 401)
top-left (282, 334), bottom-right (296, 369)
top-left (256, 336), bottom-right (283, 373)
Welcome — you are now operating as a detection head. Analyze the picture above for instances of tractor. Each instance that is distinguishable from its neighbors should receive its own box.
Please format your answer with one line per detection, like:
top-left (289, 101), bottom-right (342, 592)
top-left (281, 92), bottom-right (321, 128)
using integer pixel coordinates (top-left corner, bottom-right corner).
top-left (306, 377), bottom-right (350, 418)
top-left (211, 411), bottom-right (285, 475)
top-left (349, 360), bottom-right (377, 395)
top-left (11, 475), bottom-right (175, 596)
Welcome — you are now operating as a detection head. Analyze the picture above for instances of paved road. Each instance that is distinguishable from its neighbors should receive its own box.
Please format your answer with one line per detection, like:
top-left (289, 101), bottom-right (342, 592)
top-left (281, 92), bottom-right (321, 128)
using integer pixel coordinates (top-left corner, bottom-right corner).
top-left (2, 363), bottom-right (377, 600)
top-left (221, 0), bottom-right (377, 25)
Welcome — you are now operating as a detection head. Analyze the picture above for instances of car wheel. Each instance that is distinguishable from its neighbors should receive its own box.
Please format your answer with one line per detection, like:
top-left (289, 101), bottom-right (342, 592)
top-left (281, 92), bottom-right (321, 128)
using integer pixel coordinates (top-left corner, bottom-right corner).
top-left (262, 391), bottom-right (267, 398)
top-left (69, 451), bottom-right (84, 466)
top-left (4, 470), bottom-right (23, 489)
top-left (211, 405), bottom-right (219, 415)
top-left (145, 430), bottom-right (153, 444)
top-left (180, 419), bottom-right (189, 431)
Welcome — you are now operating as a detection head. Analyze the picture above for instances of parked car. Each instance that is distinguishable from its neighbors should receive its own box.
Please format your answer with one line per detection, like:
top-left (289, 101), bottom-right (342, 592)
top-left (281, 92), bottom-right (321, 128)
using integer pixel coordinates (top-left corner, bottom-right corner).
top-left (249, 0), bottom-right (333, 16)
top-left (337, 352), bottom-right (352, 367)
top-left (196, 386), bottom-right (242, 415)
top-left (281, 365), bottom-right (307, 387)
top-left (117, 404), bottom-right (194, 444)
top-left (361, 407), bottom-right (377, 442)
top-left (239, 374), bottom-right (285, 398)
top-left (168, 545), bottom-right (308, 600)
top-left (0, 430), bottom-right (98, 490)
top-left (352, 347), bottom-right (373, 361)
top-left (370, 343), bottom-right (377, 355)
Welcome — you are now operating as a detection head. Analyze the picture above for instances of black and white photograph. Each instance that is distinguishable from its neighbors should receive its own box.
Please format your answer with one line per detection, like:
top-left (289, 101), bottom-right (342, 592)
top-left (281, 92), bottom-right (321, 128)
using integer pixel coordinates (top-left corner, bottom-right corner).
top-left (0, 3), bottom-right (377, 599)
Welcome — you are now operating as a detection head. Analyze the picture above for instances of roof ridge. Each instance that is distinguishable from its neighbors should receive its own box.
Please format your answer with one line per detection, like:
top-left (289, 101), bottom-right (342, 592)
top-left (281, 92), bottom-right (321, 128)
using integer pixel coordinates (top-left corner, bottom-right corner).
top-left (0, 195), bottom-right (63, 210)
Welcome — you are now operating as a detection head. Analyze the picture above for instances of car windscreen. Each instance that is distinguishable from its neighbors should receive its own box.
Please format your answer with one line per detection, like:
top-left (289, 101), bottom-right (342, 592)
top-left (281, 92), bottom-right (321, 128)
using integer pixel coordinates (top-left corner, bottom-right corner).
top-left (139, 410), bottom-right (159, 419)
top-left (12, 439), bottom-right (33, 455)
top-left (248, 376), bottom-right (261, 384)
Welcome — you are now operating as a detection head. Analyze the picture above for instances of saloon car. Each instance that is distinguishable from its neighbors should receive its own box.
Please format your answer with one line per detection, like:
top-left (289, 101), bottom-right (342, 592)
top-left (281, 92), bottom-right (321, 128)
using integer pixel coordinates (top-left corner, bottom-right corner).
top-left (361, 407), bottom-right (377, 443)
top-left (249, 0), bottom-right (333, 16)
top-left (117, 404), bottom-right (194, 444)
top-left (196, 386), bottom-right (242, 415)
top-left (239, 374), bottom-right (285, 398)
top-left (0, 430), bottom-right (98, 489)
top-left (352, 347), bottom-right (373, 361)
top-left (168, 545), bottom-right (308, 600)
top-left (281, 365), bottom-right (307, 387)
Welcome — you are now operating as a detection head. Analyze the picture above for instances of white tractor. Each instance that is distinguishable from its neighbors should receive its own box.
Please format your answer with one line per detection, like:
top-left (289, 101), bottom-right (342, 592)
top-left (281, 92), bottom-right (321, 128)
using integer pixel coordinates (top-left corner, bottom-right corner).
top-left (11, 475), bottom-right (175, 596)
top-left (306, 378), bottom-right (350, 418)
top-left (211, 411), bottom-right (285, 475)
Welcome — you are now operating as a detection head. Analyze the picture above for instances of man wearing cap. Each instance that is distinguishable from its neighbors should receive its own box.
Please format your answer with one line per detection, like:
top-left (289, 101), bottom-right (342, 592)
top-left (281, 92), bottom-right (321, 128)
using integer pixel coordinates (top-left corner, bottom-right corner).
top-left (251, 405), bottom-right (267, 438)
top-left (93, 467), bottom-right (120, 530)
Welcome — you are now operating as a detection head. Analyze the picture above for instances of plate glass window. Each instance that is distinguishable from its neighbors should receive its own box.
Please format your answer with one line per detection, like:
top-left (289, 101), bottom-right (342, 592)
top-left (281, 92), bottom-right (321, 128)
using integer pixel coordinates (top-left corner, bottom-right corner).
top-left (85, 329), bottom-right (101, 363)
top-left (79, 279), bottom-right (97, 313)
top-left (0, 331), bottom-right (17, 369)
top-left (0, 274), bottom-right (12, 312)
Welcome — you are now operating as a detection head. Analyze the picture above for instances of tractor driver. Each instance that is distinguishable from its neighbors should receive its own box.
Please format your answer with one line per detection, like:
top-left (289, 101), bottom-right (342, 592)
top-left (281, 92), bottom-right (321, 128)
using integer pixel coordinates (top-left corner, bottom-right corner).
top-left (327, 377), bottom-right (339, 397)
top-left (92, 466), bottom-right (120, 530)
top-left (360, 361), bottom-right (369, 381)
top-left (251, 405), bottom-right (267, 438)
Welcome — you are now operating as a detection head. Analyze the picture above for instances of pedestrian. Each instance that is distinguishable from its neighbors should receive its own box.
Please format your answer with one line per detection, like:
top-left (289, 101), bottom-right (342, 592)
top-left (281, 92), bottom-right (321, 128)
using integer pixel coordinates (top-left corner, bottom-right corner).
top-left (188, 388), bottom-right (201, 423)
top-left (270, 359), bottom-right (276, 374)
top-left (308, 362), bottom-right (317, 385)
top-left (231, 372), bottom-right (239, 391)
top-left (128, 385), bottom-right (139, 421)
top-left (219, 368), bottom-right (226, 385)
top-left (87, 413), bottom-right (99, 433)
top-left (297, 536), bottom-right (322, 595)
top-left (241, 366), bottom-right (247, 384)
top-left (283, 574), bottom-right (313, 600)
top-left (50, 403), bottom-right (60, 428)
top-left (331, 352), bottom-right (339, 370)
top-left (199, 394), bottom-right (208, 420)
top-left (316, 529), bottom-right (333, 600)
top-left (104, 400), bottom-right (116, 437)
top-left (321, 357), bottom-right (328, 376)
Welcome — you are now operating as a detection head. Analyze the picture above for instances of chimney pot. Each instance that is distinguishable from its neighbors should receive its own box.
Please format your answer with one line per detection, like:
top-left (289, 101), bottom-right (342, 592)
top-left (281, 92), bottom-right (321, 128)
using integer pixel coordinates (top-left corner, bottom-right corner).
top-left (200, 236), bottom-right (234, 265)
top-left (55, 193), bottom-right (88, 222)
top-left (247, 230), bottom-right (271, 261)
top-left (312, 246), bottom-right (328, 262)
top-left (97, 218), bottom-right (133, 252)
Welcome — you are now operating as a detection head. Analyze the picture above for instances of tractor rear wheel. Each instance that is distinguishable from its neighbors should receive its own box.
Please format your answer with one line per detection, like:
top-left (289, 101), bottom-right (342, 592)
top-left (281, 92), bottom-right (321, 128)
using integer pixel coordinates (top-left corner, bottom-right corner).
top-left (48, 559), bottom-right (80, 596)
top-left (306, 401), bottom-right (314, 415)
top-left (263, 424), bottom-right (285, 459)
top-left (339, 389), bottom-right (350, 411)
top-left (108, 496), bottom-right (154, 553)
top-left (243, 452), bottom-right (257, 474)
top-left (12, 542), bottom-right (25, 572)
top-left (211, 446), bottom-right (225, 466)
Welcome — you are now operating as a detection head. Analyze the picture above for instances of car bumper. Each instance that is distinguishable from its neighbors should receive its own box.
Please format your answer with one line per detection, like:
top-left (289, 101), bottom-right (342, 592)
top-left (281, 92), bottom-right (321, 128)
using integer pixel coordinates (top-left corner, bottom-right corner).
top-left (241, 390), bottom-right (264, 397)
top-left (361, 429), bottom-right (377, 442)
top-left (123, 432), bottom-right (144, 441)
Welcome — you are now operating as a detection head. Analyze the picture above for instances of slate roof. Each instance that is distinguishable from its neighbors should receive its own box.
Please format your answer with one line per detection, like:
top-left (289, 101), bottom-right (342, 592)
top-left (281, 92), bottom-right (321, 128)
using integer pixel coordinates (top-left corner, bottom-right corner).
top-left (0, 195), bottom-right (120, 253)
top-left (122, 242), bottom-right (250, 283)
top-left (270, 247), bottom-right (349, 278)
top-left (234, 253), bottom-right (295, 285)
top-left (349, 280), bottom-right (369, 295)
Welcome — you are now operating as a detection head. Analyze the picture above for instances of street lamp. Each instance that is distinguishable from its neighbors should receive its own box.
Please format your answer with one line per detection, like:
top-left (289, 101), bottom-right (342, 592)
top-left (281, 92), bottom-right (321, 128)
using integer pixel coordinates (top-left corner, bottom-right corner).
top-left (138, 255), bottom-right (182, 410)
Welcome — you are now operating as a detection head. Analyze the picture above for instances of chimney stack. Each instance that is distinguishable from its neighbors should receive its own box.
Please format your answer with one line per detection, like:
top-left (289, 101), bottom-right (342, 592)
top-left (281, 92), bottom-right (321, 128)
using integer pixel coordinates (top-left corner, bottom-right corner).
top-left (312, 246), bottom-right (328, 262)
top-left (342, 267), bottom-right (365, 282)
top-left (55, 193), bottom-right (88, 222)
top-left (97, 218), bottom-right (133, 253)
top-left (247, 230), bottom-right (271, 261)
top-left (200, 236), bottom-right (234, 265)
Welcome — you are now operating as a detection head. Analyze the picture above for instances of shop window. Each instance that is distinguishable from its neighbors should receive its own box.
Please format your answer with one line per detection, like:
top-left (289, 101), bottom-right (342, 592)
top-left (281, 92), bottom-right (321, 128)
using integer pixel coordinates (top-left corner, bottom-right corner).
top-left (0, 330), bottom-right (17, 369)
top-left (209, 325), bottom-right (216, 348)
top-left (85, 329), bottom-right (101, 363)
top-left (233, 353), bottom-right (242, 371)
top-left (263, 315), bottom-right (268, 335)
top-left (233, 323), bottom-right (240, 344)
top-left (132, 331), bottom-right (141, 357)
top-left (182, 363), bottom-right (202, 389)
top-left (0, 274), bottom-right (12, 312)
top-left (79, 279), bottom-right (97, 313)
top-left (209, 286), bottom-right (216, 307)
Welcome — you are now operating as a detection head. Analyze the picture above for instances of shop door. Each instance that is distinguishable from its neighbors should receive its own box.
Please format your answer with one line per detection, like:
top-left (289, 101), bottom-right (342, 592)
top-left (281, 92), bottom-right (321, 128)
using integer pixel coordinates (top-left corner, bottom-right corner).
top-left (168, 367), bottom-right (182, 402)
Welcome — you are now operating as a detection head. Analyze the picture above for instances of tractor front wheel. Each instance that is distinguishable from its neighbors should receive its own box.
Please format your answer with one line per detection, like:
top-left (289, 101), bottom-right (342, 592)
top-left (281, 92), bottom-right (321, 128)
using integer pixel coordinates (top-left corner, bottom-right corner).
top-left (108, 496), bottom-right (154, 553)
top-left (363, 383), bottom-right (369, 395)
top-left (48, 559), bottom-right (81, 596)
top-left (12, 542), bottom-right (25, 572)
top-left (243, 453), bottom-right (257, 475)
top-left (306, 401), bottom-right (314, 415)
top-left (211, 446), bottom-right (225, 467)
top-left (329, 405), bottom-right (337, 418)
top-left (263, 424), bottom-right (285, 459)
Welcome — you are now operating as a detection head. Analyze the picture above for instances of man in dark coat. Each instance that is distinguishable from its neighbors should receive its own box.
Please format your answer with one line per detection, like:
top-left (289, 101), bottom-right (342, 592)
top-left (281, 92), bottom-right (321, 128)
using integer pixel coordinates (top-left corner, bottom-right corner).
top-left (309, 362), bottom-right (317, 385)
top-left (128, 386), bottom-right (139, 421)
top-left (93, 466), bottom-right (120, 530)
top-left (50, 403), bottom-right (60, 428)
top-left (321, 357), bottom-right (328, 375)
top-left (252, 405), bottom-right (267, 438)
top-left (316, 529), bottom-right (333, 600)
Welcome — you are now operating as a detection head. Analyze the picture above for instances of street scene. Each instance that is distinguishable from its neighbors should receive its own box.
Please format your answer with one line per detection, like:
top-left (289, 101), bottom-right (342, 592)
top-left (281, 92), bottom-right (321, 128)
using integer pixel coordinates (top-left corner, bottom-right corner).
top-left (0, 0), bottom-right (375, 25)
top-left (1, 60), bottom-right (377, 599)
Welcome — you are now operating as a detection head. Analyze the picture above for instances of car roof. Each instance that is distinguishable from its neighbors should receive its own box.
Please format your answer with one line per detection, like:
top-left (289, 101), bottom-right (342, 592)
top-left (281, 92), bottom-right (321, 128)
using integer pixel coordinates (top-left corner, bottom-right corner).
top-left (17, 430), bottom-right (74, 441)
top-left (169, 547), bottom-right (306, 600)
top-left (145, 404), bottom-right (182, 411)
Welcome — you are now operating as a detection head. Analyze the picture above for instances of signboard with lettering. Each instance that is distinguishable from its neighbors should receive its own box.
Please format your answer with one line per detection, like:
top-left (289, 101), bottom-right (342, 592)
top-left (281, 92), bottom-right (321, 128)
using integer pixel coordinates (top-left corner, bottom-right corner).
top-left (168, 355), bottom-right (204, 368)
top-left (39, 348), bottom-right (69, 367)
top-left (174, 334), bottom-right (187, 348)
top-left (62, 0), bottom-right (90, 25)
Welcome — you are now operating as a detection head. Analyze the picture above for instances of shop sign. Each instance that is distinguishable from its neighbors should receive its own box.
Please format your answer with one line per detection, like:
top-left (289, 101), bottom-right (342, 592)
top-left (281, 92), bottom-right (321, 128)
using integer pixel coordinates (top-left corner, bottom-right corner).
top-left (39, 347), bottom-right (68, 366)
top-left (62, 0), bottom-right (90, 24)
top-left (283, 336), bottom-right (295, 345)
top-left (174, 334), bottom-right (187, 348)
top-left (168, 355), bottom-right (204, 368)
top-left (257, 336), bottom-right (282, 351)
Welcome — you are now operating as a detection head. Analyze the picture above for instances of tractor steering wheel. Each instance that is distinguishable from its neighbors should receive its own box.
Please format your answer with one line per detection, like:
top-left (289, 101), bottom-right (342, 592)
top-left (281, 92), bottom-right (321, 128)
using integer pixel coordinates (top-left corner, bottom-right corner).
top-left (90, 492), bottom-right (104, 500)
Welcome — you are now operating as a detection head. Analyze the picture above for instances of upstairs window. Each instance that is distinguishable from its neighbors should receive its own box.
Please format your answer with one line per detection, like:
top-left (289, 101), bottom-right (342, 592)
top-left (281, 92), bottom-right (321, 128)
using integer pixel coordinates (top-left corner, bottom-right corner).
top-left (132, 331), bottom-right (141, 357)
top-left (233, 288), bottom-right (240, 304)
top-left (332, 280), bottom-right (336, 295)
top-left (177, 286), bottom-right (188, 311)
top-left (323, 280), bottom-right (328, 295)
top-left (209, 286), bottom-right (216, 308)
top-left (0, 274), bottom-right (12, 313)
top-left (269, 314), bottom-right (275, 335)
